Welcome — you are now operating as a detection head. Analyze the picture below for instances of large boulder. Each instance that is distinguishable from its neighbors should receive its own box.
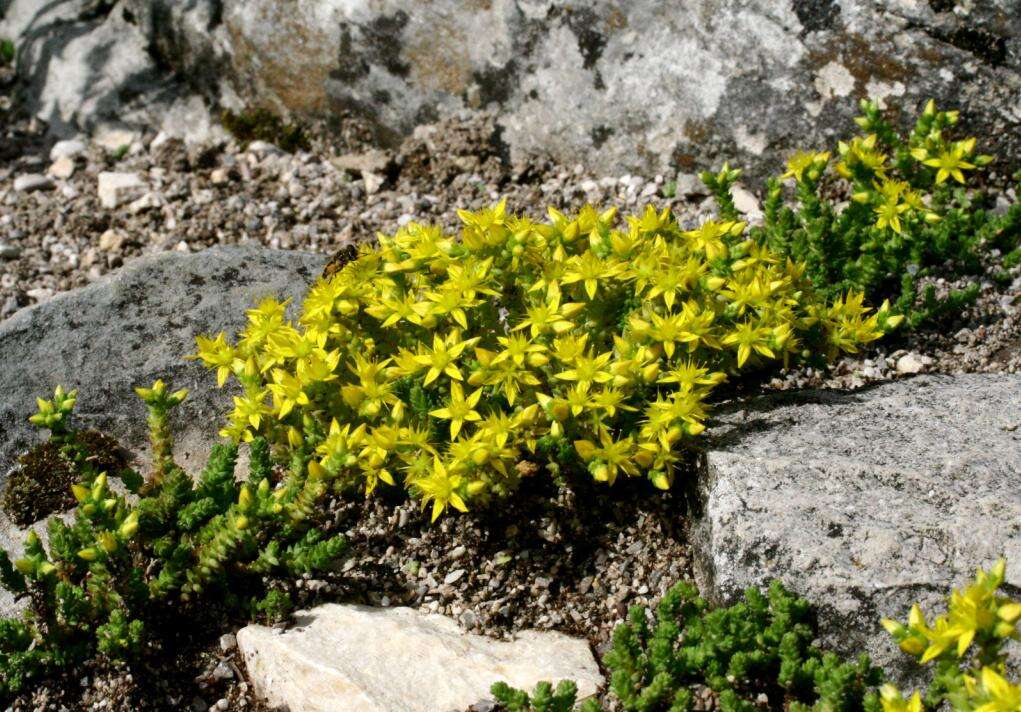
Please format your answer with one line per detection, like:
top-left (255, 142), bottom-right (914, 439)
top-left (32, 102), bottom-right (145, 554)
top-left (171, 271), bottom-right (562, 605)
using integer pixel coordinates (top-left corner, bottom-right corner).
top-left (0, 245), bottom-right (325, 479)
top-left (237, 603), bottom-right (603, 712)
top-left (0, 0), bottom-right (222, 140)
top-left (3, 1), bottom-right (1019, 178)
top-left (693, 374), bottom-right (1021, 679)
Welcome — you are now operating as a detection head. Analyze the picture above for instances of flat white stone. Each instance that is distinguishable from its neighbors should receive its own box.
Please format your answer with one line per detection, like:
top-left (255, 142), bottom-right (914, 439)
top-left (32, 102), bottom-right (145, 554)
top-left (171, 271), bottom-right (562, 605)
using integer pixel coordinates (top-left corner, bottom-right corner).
top-left (238, 604), bottom-right (602, 712)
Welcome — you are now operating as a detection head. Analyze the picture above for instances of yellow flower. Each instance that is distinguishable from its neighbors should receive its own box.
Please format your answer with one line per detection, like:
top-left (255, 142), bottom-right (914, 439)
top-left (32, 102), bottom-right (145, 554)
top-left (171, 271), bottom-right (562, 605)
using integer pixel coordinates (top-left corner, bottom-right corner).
top-left (971, 666), bottom-right (1021, 712)
top-left (561, 251), bottom-right (625, 299)
top-left (414, 457), bottom-right (469, 521)
top-left (922, 143), bottom-right (976, 184)
top-left (492, 333), bottom-right (548, 368)
top-left (513, 296), bottom-right (584, 337)
top-left (231, 391), bottom-right (270, 430)
top-left (429, 382), bottom-right (484, 438)
top-left (683, 220), bottom-right (744, 261)
top-left (554, 348), bottom-right (614, 387)
top-left (879, 684), bottom-right (924, 712)
top-left (646, 255), bottom-right (707, 309)
top-left (722, 320), bottom-right (775, 367)
top-left (192, 332), bottom-right (240, 387)
top-left (413, 331), bottom-right (478, 385)
top-left (267, 369), bottom-right (310, 418)
top-left (573, 429), bottom-right (638, 485)
top-left (782, 150), bottom-right (830, 183)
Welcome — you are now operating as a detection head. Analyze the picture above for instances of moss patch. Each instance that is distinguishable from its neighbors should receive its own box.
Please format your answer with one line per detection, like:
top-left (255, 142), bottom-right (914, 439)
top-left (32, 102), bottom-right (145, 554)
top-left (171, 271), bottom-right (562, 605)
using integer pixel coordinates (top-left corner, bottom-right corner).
top-left (2, 431), bottom-right (127, 526)
top-left (221, 108), bottom-right (309, 153)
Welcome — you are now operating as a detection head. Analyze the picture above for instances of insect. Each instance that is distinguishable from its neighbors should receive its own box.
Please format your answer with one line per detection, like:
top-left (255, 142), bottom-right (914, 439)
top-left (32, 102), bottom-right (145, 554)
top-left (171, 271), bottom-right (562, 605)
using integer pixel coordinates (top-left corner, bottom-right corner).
top-left (322, 243), bottom-right (359, 279)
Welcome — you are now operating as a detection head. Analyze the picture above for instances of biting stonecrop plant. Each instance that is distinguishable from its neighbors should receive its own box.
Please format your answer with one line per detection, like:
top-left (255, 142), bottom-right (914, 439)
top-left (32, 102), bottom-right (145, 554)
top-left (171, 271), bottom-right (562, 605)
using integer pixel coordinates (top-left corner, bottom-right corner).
top-left (194, 202), bottom-right (900, 521)
top-left (492, 560), bottom-right (1020, 712)
top-left (711, 99), bottom-right (1020, 329)
top-left (880, 559), bottom-right (1021, 712)
top-left (3, 387), bottom-right (129, 525)
top-left (0, 384), bottom-right (347, 700)
top-left (493, 579), bottom-right (884, 712)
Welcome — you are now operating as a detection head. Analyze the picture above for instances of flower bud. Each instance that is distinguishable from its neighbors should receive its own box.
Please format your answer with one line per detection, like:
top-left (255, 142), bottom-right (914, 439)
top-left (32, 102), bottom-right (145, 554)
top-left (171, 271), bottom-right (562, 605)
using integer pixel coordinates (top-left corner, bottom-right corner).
top-left (238, 486), bottom-right (254, 512)
top-left (72, 484), bottom-right (89, 503)
top-left (119, 512), bottom-right (139, 539)
top-left (642, 363), bottom-right (660, 383)
top-left (98, 532), bottom-right (118, 554)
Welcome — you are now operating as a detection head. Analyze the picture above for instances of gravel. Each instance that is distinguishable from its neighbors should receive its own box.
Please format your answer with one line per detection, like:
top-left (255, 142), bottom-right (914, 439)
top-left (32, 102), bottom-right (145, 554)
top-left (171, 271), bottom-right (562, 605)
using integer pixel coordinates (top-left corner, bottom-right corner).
top-left (0, 53), bottom-right (1018, 711)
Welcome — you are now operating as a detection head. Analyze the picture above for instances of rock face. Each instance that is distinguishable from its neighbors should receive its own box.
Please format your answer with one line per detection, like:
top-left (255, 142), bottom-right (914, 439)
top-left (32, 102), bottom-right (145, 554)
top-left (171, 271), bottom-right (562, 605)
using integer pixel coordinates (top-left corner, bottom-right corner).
top-left (693, 374), bottom-right (1021, 678)
top-left (0, 245), bottom-right (324, 480)
top-left (3, 1), bottom-right (1019, 178)
top-left (237, 604), bottom-right (602, 712)
top-left (0, 0), bottom-right (223, 140)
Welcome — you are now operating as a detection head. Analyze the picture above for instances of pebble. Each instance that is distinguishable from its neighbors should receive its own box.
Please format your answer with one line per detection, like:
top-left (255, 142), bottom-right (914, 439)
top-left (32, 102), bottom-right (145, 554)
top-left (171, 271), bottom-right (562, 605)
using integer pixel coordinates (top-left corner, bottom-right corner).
top-left (49, 138), bottom-right (87, 161)
top-left (247, 140), bottom-right (284, 156)
top-left (210, 168), bottom-right (231, 185)
top-left (93, 125), bottom-right (139, 152)
top-left (363, 171), bottom-right (385, 195)
top-left (0, 243), bottom-right (21, 260)
top-left (25, 287), bottom-right (53, 300)
top-left (210, 661), bottom-right (233, 681)
top-left (444, 569), bottom-right (466, 585)
top-left (13, 173), bottom-right (54, 192)
top-left (48, 156), bottom-right (76, 179)
top-left (731, 184), bottom-right (763, 220)
top-left (1, 296), bottom-right (19, 317)
top-left (896, 352), bottom-right (926, 374)
top-left (219, 632), bottom-right (237, 653)
top-left (97, 171), bottom-right (146, 209)
top-left (98, 229), bottom-right (128, 252)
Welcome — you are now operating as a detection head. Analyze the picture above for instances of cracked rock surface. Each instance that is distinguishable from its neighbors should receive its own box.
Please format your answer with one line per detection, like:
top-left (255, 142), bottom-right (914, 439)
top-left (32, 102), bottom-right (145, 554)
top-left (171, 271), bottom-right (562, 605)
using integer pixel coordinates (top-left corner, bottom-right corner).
top-left (1, 0), bottom-right (1019, 179)
top-left (693, 373), bottom-right (1021, 680)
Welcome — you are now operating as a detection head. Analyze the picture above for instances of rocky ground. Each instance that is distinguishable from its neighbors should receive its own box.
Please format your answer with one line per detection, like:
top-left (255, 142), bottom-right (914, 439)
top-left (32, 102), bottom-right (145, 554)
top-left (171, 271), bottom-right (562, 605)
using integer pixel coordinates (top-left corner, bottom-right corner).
top-left (2, 60), bottom-right (1018, 386)
top-left (1, 60), bottom-right (1020, 711)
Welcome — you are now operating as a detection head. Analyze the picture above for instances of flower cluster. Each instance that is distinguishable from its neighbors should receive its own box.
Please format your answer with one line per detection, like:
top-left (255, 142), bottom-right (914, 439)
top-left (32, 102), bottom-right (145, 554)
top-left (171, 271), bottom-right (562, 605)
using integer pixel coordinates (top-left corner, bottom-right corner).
top-left (758, 98), bottom-right (1018, 328)
top-left (880, 559), bottom-right (1021, 711)
top-left (195, 202), bottom-right (898, 520)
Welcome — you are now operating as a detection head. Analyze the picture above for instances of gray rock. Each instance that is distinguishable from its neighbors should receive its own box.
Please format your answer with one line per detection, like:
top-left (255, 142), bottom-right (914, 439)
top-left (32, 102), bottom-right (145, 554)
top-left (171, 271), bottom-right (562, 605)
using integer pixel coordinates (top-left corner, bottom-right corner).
top-left (4, 1), bottom-right (1019, 178)
top-left (131, 0), bottom-right (1021, 179)
top-left (13, 174), bottom-right (54, 192)
top-left (0, 244), bottom-right (22, 261)
top-left (0, 245), bottom-right (324, 480)
top-left (0, 1), bottom-right (224, 142)
top-left (693, 374), bottom-right (1021, 680)
top-left (237, 604), bottom-right (602, 712)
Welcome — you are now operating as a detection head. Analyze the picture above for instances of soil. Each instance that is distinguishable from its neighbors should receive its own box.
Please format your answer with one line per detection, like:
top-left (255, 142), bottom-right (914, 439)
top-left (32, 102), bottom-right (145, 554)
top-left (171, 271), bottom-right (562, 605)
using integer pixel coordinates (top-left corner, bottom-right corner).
top-left (0, 58), bottom-right (1018, 711)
